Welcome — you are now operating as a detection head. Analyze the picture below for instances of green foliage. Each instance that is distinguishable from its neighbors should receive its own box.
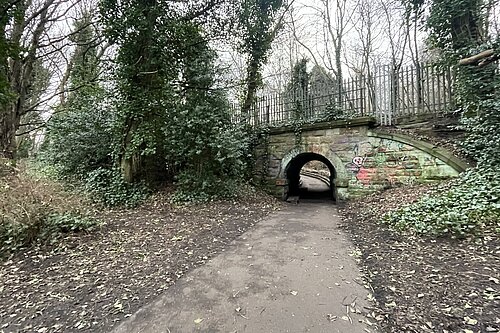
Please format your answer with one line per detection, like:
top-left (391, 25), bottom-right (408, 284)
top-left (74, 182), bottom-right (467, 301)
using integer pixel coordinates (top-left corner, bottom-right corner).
top-left (1, 212), bottom-right (98, 254)
top-left (39, 11), bottom-right (150, 207)
top-left (83, 168), bottom-right (149, 207)
top-left (171, 172), bottom-right (241, 203)
top-left (40, 11), bottom-right (107, 177)
top-left (41, 91), bottom-right (114, 178)
top-left (0, 1), bottom-right (19, 105)
top-left (100, 2), bottom-right (252, 201)
top-left (384, 169), bottom-right (500, 237)
top-left (101, 0), bottom-right (176, 176)
top-left (237, 0), bottom-right (284, 64)
top-left (238, 0), bottom-right (285, 116)
top-left (386, 0), bottom-right (499, 238)
top-left (289, 58), bottom-right (310, 93)
top-left (427, 0), bottom-right (484, 52)
top-left (460, 77), bottom-right (500, 166)
top-left (163, 26), bottom-right (251, 201)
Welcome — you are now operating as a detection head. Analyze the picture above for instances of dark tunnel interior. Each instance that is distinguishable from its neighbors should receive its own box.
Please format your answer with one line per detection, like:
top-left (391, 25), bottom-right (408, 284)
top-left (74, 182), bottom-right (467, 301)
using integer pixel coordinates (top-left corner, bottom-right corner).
top-left (285, 153), bottom-right (336, 201)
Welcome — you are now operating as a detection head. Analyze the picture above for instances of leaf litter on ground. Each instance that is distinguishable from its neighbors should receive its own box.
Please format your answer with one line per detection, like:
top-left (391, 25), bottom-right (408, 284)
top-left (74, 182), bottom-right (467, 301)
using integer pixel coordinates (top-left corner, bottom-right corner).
top-left (0, 189), bottom-right (282, 333)
top-left (339, 184), bottom-right (500, 333)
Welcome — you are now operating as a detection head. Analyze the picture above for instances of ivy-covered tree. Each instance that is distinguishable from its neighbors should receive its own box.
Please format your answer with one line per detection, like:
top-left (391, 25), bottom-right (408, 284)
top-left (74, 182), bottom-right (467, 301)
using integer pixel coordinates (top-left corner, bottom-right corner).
top-left (163, 24), bottom-right (249, 201)
top-left (402, 0), bottom-right (495, 164)
top-left (101, 0), bottom-right (175, 183)
top-left (99, 0), bottom-right (251, 200)
top-left (423, 0), bottom-right (497, 166)
top-left (0, 0), bottom-right (20, 159)
top-left (238, 0), bottom-right (286, 122)
top-left (285, 58), bottom-right (311, 117)
top-left (0, 1), bottom-right (15, 106)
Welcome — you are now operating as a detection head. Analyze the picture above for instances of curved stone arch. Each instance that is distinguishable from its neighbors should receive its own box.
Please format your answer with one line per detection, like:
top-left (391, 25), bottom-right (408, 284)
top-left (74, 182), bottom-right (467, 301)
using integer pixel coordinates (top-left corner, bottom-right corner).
top-left (368, 131), bottom-right (470, 172)
top-left (279, 146), bottom-right (345, 179)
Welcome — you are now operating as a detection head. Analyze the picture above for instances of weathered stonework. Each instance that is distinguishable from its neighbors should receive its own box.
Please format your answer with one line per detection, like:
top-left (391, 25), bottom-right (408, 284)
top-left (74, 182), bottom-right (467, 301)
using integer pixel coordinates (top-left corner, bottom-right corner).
top-left (255, 117), bottom-right (468, 200)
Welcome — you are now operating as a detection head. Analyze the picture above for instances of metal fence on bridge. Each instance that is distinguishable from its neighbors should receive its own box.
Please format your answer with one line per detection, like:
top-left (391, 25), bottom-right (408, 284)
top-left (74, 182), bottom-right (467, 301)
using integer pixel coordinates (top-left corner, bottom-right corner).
top-left (231, 63), bottom-right (454, 126)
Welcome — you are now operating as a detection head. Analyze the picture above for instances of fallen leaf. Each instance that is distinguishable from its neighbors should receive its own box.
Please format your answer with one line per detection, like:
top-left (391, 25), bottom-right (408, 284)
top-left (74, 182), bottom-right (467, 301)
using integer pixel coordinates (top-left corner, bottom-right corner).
top-left (385, 301), bottom-right (397, 308)
top-left (489, 277), bottom-right (499, 284)
top-left (326, 314), bottom-right (337, 321)
top-left (464, 316), bottom-right (478, 325)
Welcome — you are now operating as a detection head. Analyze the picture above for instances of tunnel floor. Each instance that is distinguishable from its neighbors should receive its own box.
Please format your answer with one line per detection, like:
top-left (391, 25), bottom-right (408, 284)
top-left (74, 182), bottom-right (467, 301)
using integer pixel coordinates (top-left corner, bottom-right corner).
top-left (297, 174), bottom-right (334, 201)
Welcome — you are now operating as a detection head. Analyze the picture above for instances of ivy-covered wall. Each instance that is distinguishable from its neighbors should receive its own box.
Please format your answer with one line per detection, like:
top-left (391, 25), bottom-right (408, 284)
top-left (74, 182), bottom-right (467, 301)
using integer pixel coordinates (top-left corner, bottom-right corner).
top-left (255, 119), bottom-right (468, 200)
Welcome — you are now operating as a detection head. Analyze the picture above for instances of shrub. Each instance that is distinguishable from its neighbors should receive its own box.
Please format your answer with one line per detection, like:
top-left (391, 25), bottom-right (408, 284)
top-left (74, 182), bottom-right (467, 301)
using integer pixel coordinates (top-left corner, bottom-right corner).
top-left (171, 170), bottom-right (243, 203)
top-left (384, 169), bottom-right (500, 237)
top-left (83, 168), bottom-right (149, 207)
top-left (0, 164), bottom-right (99, 255)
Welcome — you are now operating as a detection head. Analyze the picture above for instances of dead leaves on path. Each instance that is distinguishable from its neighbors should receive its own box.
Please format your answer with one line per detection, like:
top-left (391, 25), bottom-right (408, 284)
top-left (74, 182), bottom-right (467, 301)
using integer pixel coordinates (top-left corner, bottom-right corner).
top-left (340, 185), bottom-right (500, 333)
top-left (0, 193), bottom-right (281, 333)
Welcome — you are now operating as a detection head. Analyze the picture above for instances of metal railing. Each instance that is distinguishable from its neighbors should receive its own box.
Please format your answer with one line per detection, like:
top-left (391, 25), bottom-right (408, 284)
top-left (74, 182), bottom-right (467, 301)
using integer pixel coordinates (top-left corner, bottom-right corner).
top-left (231, 63), bottom-right (454, 126)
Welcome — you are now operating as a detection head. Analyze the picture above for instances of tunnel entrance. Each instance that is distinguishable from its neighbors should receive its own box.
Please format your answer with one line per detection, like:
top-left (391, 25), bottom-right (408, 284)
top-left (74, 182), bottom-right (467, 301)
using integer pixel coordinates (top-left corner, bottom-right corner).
top-left (285, 153), bottom-right (336, 202)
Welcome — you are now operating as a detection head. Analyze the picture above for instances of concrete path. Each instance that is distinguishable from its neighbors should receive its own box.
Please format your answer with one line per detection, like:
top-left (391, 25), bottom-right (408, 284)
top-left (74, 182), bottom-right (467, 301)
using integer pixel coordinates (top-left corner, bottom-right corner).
top-left (112, 203), bottom-right (376, 333)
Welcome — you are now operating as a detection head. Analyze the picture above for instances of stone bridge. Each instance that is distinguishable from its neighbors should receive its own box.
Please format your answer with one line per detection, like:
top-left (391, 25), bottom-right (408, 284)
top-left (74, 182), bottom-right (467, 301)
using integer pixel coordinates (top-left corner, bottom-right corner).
top-left (253, 117), bottom-right (469, 201)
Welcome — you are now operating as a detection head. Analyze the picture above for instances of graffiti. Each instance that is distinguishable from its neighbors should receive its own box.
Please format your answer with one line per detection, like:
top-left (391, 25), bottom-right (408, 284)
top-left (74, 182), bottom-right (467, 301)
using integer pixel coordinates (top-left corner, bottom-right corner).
top-left (345, 156), bottom-right (365, 175)
top-left (345, 156), bottom-right (374, 185)
top-left (345, 139), bottom-right (424, 186)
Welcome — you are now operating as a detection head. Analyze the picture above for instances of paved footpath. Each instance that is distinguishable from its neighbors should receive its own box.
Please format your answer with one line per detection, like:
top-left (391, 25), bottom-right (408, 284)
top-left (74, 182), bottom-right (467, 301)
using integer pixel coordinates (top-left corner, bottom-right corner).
top-left (112, 203), bottom-right (376, 333)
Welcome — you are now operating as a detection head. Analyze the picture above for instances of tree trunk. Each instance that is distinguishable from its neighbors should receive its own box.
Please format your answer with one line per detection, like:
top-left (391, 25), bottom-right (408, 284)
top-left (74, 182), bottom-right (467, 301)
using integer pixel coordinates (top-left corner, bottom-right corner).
top-left (335, 45), bottom-right (343, 108)
top-left (0, 106), bottom-right (17, 159)
top-left (0, 1), bottom-right (49, 159)
top-left (242, 60), bottom-right (260, 124)
top-left (118, 0), bottom-right (157, 183)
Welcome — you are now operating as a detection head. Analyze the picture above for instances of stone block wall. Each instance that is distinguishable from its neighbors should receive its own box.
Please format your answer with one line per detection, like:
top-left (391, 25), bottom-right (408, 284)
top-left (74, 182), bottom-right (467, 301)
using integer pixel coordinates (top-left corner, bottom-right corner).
top-left (255, 119), bottom-right (466, 200)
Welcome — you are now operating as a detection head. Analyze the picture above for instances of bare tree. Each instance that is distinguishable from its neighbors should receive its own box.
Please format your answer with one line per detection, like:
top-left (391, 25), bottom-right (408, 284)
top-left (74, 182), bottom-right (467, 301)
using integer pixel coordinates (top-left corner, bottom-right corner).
top-left (0, 0), bottom-right (106, 159)
top-left (289, 0), bottom-right (358, 106)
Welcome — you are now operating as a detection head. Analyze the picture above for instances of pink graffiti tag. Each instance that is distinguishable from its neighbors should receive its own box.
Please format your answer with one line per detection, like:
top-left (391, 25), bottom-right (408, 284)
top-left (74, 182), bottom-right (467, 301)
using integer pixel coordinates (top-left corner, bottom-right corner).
top-left (345, 156), bottom-right (374, 185)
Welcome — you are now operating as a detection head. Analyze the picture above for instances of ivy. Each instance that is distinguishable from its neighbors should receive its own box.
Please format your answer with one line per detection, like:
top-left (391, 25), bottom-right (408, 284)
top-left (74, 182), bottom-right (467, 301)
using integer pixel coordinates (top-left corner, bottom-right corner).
top-left (385, 0), bottom-right (500, 237)
top-left (384, 169), bottom-right (500, 237)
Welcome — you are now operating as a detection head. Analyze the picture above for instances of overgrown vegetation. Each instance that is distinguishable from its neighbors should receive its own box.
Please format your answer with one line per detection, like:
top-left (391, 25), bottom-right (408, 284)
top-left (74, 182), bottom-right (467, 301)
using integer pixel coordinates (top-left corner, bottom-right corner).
top-left (0, 160), bottom-right (98, 255)
top-left (385, 170), bottom-right (500, 236)
top-left (35, 1), bottom-right (284, 206)
top-left (384, 0), bottom-right (500, 237)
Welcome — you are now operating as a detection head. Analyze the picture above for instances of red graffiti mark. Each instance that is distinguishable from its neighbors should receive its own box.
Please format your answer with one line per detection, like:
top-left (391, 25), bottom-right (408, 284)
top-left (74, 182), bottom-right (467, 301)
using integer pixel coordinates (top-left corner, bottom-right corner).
top-left (356, 167), bottom-right (379, 185)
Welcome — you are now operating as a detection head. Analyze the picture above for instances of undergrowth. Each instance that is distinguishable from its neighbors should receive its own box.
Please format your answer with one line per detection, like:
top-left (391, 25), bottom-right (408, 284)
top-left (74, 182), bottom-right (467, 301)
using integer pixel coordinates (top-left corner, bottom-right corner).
top-left (83, 168), bottom-right (150, 207)
top-left (0, 160), bottom-right (99, 256)
top-left (384, 169), bottom-right (500, 237)
top-left (32, 160), bottom-right (150, 208)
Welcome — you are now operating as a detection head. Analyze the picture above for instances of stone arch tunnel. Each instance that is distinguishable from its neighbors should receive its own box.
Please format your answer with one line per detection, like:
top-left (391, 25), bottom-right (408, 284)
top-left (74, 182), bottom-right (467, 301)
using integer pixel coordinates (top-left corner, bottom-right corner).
top-left (285, 152), bottom-right (337, 201)
top-left (255, 118), bottom-right (470, 201)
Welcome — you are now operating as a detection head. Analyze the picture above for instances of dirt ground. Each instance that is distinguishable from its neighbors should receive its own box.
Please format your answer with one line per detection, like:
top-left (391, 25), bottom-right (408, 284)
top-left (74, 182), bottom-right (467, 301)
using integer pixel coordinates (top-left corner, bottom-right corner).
top-left (340, 185), bottom-right (500, 333)
top-left (0, 191), bottom-right (280, 333)
top-left (2, 182), bottom-right (499, 333)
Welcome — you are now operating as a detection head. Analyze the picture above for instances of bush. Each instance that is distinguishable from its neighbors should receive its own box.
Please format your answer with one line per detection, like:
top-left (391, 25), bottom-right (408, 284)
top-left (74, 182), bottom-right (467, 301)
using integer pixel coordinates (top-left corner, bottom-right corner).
top-left (0, 165), bottom-right (99, 255)
top-left (83, 168), bottom-right (149, 207)
top-left (171, 170), bottom-right (243, 203)
top-left (384, 169), bottom-right (500, 237)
